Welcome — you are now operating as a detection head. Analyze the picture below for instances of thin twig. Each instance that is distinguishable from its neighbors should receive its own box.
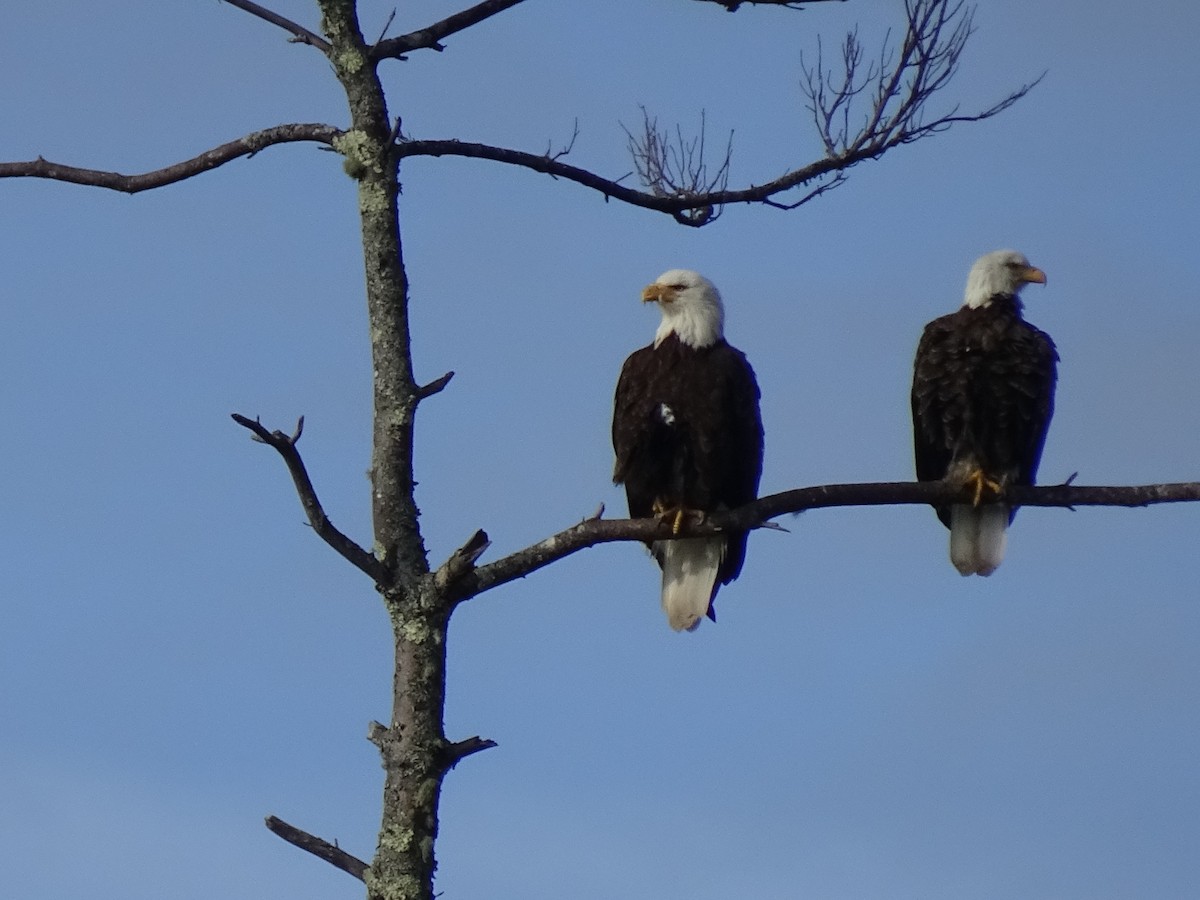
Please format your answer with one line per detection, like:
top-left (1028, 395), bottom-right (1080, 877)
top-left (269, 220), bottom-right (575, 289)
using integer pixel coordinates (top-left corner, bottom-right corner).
top-left (623, 108), bottom-right (732, 225)
top-left (231, 414), bottom-right (388, 584)
top-left (0, 124), bottom-right (341, 193)
top-left (265, 815), bottom-right (368, 882)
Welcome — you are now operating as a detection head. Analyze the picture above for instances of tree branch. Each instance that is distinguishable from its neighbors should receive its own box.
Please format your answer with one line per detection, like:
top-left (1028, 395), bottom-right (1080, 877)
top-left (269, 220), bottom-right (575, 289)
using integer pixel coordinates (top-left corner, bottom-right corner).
top-left (265, 815), bottom-right (368, 882)
top-left (606, 0), bottom-right (1037, 224)
top-left (0, 124), bottom-right (341, 194)
top-left (231, 414), bottom-right (388, 585)
top-left (434, 529), bottom-right (492, 593)
top-left (445, 480), bottom-right (1200, 600)
top-left (800, 0), bottom-right (1043, 162)
top-left (395, 135), bottom-right (871, 225)
top-left (219, 0), bottom-right (332, 52)
top-left (372, 0), bottom-right (528, 60)
top-left (416, 370), bottom-right (456, 400)
top-left (442, 735), bottom-right (499, 770)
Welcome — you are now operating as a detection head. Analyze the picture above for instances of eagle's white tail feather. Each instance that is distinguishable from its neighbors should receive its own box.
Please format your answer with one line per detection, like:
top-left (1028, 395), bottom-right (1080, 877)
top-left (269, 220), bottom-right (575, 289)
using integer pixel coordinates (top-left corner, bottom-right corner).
top-left (948, 505), bottom-right (978, 575)
top-left (656, 537), bottom-right (724, 632)
top-left (949, 504), bottom-right (1008, 576)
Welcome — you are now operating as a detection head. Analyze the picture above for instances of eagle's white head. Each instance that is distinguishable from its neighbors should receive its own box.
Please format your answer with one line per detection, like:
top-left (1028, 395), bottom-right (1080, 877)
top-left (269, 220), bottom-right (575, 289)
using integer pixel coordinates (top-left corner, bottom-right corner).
top-left (643, 269), bottom-right (725, 349)
top-left (963, 249), bottom-right (1047, 309)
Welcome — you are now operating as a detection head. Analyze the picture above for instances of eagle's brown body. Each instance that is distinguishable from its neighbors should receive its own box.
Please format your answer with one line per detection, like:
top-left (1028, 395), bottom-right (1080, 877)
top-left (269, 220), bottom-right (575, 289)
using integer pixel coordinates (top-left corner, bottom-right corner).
top-left (613, 332), bottom-right (763, 625)
top-left (911, 293), bottom-right (1058, 527)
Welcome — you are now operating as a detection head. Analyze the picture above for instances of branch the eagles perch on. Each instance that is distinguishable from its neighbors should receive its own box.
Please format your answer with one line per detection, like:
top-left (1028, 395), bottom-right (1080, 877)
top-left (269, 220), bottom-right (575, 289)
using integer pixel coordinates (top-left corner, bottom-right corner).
top-left (230, 408), bottom-right (1200, 600)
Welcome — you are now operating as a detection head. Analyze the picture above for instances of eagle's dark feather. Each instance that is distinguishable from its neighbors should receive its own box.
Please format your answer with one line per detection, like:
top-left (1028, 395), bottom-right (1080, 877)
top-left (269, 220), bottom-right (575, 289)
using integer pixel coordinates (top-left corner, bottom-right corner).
top-left (613, 333), bottom-right (763, 592)
top-left (911, 293), bottom-right (1058, 527)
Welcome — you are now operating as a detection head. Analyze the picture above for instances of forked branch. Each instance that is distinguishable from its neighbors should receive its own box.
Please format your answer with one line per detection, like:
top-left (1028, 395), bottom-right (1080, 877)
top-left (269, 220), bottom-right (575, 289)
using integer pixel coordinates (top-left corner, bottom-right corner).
top-left (443, 479), bottom-right (1200, 600)
top-left (231, 414), bottom-right (388, 584)
top-left (0, 124), bottom-right (341, 193)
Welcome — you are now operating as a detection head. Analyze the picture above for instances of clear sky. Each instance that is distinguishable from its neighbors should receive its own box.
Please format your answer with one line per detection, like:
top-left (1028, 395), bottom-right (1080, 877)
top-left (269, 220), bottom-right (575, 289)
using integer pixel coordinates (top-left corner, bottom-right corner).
top-left (3, 2), bottom-right (1199, 898)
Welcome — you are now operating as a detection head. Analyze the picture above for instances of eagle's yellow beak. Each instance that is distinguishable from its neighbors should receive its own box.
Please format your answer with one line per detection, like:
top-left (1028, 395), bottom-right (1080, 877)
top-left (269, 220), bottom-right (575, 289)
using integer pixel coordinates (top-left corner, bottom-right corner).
top-left (1020, 266), bottom-right (1047, 285)
top-left (642, 283), bottom-right (673, 303)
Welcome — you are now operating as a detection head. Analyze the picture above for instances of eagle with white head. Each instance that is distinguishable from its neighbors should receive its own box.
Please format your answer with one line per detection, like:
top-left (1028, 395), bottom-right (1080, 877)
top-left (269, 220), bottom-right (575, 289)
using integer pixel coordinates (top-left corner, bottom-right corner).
top-left (612, 270), bottom-right (764, 630)
top-left (911, 249), bottom-right (1058, 575)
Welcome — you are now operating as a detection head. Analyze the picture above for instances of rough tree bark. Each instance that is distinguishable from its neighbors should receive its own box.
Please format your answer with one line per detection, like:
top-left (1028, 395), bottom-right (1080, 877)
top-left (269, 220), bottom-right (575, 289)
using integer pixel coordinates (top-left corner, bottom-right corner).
top-left (3, 3), bottom-right (1193, 900)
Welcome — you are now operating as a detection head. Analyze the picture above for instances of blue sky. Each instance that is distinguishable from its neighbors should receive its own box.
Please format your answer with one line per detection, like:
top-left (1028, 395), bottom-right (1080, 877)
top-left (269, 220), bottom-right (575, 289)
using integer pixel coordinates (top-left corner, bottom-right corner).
top-left (3, 2), bottom-right (1199, 898)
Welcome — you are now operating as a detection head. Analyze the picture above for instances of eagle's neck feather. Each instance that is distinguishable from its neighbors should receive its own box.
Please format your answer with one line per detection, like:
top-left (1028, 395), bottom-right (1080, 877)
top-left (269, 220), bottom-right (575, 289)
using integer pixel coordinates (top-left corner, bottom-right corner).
top-left (654, 305), bottom-right (723, 349)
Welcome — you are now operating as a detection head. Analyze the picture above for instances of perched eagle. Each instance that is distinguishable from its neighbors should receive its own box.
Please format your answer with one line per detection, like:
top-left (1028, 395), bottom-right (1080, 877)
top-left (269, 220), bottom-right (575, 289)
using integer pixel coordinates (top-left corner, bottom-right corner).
top-left (612, 269), bottom-right (764, 631)
top-left (911, 249), bottom-right (1058, 576)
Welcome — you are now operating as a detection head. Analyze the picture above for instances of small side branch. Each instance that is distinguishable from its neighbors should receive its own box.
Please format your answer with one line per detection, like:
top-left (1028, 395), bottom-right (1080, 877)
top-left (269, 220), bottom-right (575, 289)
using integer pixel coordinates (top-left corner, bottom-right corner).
top-left (435, 529), bottom-right (492, 593)
top-left (0, 124), bottom-right (341, 194)
top-left (416, 370), bottom-right (455, 400)
top-left (448, 479), bottom-right (1200, 600)
top-left (443, 735), bottom-right (499, 770)
top-left (219, 0), bottom-right (332, 52)
top-left (372, 0), bottom-right (529, 59)
top-left (231, 414), bottom-right (388, 584)
top-left (265, 815), bottom-right (368, 882)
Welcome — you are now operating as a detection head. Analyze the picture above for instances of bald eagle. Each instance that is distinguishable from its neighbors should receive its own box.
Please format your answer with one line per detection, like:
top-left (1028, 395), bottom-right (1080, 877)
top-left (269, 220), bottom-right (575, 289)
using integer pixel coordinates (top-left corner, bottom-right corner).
top-left (911, 249), bottom-right (1058, 576)
top-left (612, 270), bottom-right (764, 631)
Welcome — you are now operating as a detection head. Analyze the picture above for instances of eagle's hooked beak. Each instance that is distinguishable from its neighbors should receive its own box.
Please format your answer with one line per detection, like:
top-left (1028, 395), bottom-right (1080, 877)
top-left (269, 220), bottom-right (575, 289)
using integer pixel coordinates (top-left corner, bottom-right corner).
top-left (642, 283), bottom-right (672, 304)
top-left (1020, 266), bottom-right (1047, 286)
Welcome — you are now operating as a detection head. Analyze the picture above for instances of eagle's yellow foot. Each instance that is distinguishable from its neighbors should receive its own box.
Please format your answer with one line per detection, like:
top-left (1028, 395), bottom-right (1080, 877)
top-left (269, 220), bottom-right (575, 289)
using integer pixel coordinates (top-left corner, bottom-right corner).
top-left (651, 500), bottom-right (706, 534)
top-left (965, 468), bottom-right (1004, 506)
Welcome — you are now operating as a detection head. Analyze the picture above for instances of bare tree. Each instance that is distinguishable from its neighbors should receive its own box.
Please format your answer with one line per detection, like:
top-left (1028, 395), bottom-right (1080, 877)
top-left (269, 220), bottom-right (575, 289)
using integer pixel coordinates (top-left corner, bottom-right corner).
top-left (3, 2), bottom-right (1197, 899)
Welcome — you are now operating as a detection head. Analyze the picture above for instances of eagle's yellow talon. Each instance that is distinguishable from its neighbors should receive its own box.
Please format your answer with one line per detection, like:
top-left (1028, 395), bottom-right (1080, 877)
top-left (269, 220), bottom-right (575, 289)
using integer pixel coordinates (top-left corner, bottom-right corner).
top-left (966, 468), bottom-right (1004, 506)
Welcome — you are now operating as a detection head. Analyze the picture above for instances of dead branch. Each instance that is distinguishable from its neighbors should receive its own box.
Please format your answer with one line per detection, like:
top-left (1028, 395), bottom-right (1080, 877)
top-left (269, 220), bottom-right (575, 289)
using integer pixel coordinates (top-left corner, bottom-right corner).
top-left (372, 0), bottom-right (529, 60)
top-left (0, 124), bottom-right (341, 194)
top-left (395, 0), bottom-right (1036, 227)
top-left (219, 0), bottom-right (331, 51)
top-left (265, 815), bottom-right (368, 882)
top-left (231, 414), bottom-right (388, 585)
top-left (443, 479), bottom-right (1200, 600)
